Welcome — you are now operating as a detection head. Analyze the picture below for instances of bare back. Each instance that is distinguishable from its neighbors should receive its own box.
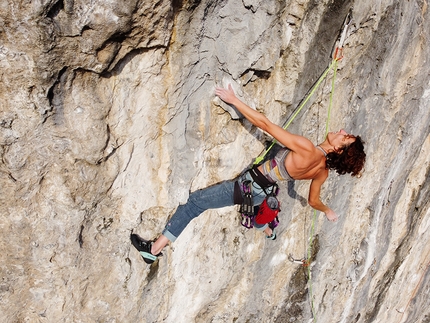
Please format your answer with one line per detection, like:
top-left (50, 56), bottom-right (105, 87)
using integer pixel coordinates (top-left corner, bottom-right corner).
top-left (257, 145), bottom-right (328, 181)
top-left (285, 147), bottom-right (328, 180)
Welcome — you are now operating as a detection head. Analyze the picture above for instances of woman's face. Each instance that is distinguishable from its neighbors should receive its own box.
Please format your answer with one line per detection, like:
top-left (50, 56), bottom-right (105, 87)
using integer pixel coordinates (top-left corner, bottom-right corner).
top-left (327, 129), bottom-right (356, 151)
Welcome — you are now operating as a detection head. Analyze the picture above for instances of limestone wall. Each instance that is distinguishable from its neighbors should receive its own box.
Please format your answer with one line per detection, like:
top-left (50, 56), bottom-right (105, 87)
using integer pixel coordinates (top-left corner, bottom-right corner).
top-left (1, 0), bottom-right (429, 322)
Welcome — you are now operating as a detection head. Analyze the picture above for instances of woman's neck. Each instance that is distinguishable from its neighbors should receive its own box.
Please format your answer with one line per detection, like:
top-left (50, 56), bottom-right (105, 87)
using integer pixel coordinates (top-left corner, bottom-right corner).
top-left (318, 141), bottom-right (334, 154)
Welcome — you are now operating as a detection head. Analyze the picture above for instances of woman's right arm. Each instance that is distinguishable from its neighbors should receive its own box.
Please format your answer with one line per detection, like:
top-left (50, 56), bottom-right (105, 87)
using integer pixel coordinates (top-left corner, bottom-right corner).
top-left (215, 85), bottom-right (270, 129)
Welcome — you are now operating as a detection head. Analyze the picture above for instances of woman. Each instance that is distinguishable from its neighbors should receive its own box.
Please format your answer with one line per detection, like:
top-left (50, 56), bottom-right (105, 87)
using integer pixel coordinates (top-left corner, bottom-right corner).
top-left (131, 85), bottom-right (366, 264)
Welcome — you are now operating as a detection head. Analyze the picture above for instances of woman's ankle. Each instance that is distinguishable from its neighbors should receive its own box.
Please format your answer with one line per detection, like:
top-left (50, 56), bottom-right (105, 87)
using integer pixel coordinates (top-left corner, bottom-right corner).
top-left (151, 235), bottom-right (169, 255)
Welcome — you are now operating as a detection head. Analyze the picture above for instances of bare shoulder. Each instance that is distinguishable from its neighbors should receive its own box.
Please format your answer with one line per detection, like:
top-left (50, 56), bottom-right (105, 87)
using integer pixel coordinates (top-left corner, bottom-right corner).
top-left (286, 147), bottom-right (328, 180)
top-left (268, 124), bottom-right (315, 153)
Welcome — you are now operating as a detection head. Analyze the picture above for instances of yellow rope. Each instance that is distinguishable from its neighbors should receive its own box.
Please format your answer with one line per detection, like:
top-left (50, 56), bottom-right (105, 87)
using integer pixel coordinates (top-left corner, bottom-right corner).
top-left (252, 59), bottom-right (339, 322)
top-left (251, 42), bottom-right (342, 321)
top-left (307, 58), bottom-right (339, 322)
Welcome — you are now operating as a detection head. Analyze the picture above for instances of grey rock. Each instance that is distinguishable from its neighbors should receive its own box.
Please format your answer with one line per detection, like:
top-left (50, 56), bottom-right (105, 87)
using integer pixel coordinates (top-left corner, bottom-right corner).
top-left (0, 0), bottom-right (429, 322)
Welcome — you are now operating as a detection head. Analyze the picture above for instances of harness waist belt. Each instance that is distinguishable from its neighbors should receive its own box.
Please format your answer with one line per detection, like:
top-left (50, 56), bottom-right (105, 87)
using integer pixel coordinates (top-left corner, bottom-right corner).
top-left (249, 165), bottom-right (275, 189)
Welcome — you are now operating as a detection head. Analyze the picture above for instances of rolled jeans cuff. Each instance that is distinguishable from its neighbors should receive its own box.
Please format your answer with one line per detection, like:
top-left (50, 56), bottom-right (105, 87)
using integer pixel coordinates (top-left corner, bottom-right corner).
top-left (254, 222), bottom-right (268, 231)
top-left (162, 229), bottom-right (177, 243)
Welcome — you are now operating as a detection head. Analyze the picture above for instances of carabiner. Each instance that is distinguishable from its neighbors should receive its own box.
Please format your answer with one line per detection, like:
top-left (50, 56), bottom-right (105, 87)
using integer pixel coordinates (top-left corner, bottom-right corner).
top-left (288, 253), bottom-right (308, 266)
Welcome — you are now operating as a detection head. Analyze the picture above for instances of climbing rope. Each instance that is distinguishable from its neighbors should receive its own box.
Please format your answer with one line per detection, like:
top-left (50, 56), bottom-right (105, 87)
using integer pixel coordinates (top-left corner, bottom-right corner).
top-left (253, 59), bottom-right (338, 166)
top-left (283, 12), bottom-right (349, 321)
top-left (253, 8), bottom-right (350, 166)
top-left (307, 58), bottom-right (337, 321)
top-left (249, 9), bottom-right (352, 322)
top-left (260, 54), bottom-right (340, 321)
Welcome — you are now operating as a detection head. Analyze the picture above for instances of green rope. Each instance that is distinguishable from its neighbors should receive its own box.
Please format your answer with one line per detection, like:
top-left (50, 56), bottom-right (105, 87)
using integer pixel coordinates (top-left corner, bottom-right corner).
top-left (307, 209), bottom-right (318, 322)
top-left (253, 59), bottom-right (338, 165)
top-left (249, 55), bottom-right (340, 321)
top-left (307, 58), bottom-right (339, 322)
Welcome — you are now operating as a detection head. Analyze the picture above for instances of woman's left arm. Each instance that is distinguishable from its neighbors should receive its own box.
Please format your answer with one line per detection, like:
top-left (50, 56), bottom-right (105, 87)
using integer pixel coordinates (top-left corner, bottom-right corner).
top-left (215, 85), bottom-right (313, 153)
top-left (308, 172), bottom-right (338, 222)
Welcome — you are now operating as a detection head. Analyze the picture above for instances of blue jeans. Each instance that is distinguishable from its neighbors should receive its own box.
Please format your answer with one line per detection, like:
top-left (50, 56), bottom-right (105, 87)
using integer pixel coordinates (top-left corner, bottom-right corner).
top-left (162, 172), bottom-right (267, 242)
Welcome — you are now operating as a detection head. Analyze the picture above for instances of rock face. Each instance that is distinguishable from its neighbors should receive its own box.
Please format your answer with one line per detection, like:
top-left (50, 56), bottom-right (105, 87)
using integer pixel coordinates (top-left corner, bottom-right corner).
top-left (1, 0), bottom-right (429, 322)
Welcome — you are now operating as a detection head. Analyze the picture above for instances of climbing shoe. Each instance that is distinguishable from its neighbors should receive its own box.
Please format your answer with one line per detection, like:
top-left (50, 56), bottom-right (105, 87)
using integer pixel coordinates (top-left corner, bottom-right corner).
top-left (266, 220), bottom-right (277, 240)
top-left (266, 229), bottom-right (277, 240)
top-left (130, 234), bottom-right (161, 264)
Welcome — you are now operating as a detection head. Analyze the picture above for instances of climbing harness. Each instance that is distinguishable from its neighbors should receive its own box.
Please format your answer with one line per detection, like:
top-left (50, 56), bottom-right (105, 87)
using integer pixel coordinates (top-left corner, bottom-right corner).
top-left (239, 175), bottom-right (280, 230)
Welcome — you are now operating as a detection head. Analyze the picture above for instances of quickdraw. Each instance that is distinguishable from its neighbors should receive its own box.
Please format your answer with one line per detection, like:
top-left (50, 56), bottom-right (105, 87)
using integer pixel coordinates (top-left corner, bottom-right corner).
top-left (332, 9), bottom-right (352, 61)
top-left (288, 254), bottom-right (310, 267)
top-left (239, 180), bottom-right (254, 228)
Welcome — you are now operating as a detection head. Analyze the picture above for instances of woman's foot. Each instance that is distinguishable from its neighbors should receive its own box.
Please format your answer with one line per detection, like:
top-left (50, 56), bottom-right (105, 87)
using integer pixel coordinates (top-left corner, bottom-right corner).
top-left (130, 234), bottom-right (162, 264)
top-left (266, 230), bottom-right (277, 240)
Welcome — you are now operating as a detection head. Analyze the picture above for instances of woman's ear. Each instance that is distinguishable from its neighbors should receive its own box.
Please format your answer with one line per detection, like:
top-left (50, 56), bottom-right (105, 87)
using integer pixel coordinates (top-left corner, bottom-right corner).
top-left (334, 146), bottom-right (344, 154)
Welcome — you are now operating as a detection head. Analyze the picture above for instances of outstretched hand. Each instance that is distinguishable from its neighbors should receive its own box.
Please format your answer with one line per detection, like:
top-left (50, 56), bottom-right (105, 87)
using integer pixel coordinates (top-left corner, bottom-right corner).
top-left (215, 84), bottom-right (237, 105)
top-left (325, 209), bottom-right (338, 222)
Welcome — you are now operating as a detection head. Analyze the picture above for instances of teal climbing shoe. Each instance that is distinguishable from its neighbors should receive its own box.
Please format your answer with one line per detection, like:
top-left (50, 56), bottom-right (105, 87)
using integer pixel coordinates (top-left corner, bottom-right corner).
top-left (130, 234), bottom-right (162, 264)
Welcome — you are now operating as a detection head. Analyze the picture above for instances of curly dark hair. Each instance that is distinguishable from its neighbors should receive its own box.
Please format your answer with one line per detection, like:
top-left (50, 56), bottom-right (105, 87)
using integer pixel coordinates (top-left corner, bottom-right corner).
top-left (326, 136), bottom-right (366, 177)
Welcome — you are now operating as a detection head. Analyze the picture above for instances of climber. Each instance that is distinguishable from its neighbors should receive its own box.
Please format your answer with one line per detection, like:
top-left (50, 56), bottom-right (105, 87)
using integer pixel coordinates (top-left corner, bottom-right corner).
top-left (131, 84), bottom-right (366, 264)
